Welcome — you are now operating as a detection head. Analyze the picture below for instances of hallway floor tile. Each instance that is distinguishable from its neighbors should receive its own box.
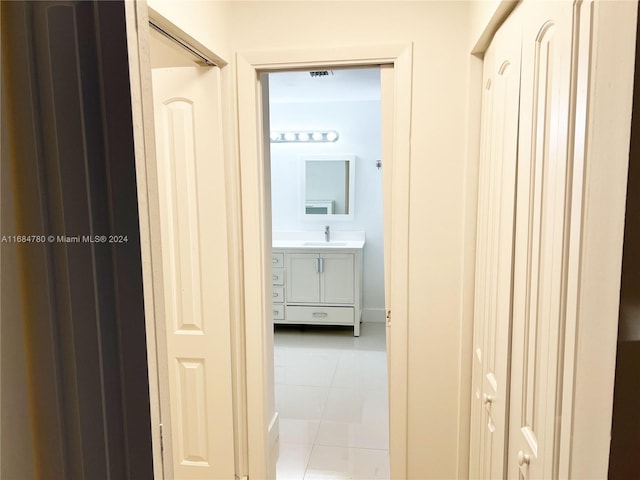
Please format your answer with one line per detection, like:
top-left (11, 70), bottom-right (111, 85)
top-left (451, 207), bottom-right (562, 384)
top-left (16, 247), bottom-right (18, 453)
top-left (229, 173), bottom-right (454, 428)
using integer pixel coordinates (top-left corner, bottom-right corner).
top-left (274, 323), bottom-right (389, 480)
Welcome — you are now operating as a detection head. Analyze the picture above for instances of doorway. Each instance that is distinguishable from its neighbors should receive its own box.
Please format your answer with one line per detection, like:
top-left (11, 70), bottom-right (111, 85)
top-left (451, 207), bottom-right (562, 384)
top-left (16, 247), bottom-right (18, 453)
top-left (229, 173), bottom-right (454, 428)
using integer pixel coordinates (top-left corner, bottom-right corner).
top-left (264, 68), bottom-right (389, 478)
top-left (236, 44), bottom-right (412, 479)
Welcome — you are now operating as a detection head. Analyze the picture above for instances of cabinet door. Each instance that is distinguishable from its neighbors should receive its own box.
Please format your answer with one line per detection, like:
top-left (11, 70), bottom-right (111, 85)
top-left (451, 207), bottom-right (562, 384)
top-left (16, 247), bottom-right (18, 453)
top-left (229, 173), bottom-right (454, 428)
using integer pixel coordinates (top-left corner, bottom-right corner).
top-left (286, 254), bottom-right (320, 303)
top-left (320, 253), bottom-right (354, 304)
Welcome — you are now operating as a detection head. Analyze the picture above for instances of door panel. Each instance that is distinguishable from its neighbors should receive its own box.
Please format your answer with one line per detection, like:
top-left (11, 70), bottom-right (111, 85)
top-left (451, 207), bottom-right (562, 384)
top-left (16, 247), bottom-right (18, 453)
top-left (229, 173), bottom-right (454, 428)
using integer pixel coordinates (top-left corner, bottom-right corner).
top-left (152, 66), bottom-right (235, 479)
top-left (321, 253), bottom-right (355, 304)
top-left (286, 253), bottom-right (321, 303)
top-left (470, 8), bottom-right (522, 478)
top-left (508, 2), bottom-right (574, 478)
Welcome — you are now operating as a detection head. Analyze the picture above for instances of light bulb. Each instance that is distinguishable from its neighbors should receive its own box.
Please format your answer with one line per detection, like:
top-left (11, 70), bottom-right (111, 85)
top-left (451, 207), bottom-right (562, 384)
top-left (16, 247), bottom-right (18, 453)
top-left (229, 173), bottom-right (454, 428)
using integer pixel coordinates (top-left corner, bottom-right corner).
top-left (283, 132), bottom-right (295, 141)
top-left (297, 132), bottom-right (309, 141)
top-left (326, 131), bottom-right (338, 142)
top-left (312, 132), bottom-right (323, 141)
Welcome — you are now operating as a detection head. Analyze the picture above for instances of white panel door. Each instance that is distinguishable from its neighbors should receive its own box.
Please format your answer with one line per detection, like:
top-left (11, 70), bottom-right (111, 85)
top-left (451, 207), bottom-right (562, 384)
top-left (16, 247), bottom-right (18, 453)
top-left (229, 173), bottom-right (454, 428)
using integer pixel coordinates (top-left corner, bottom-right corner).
top-left (152, 66), bottom-right (235, 479)
top-left (508, 2), bottom-right (574, 478)
top-left (286, 253), bottom-right (320, 303)
top-left (320, 253), bottom-right (354, 304)
top-left (470, 8), bottom-right (522, 479)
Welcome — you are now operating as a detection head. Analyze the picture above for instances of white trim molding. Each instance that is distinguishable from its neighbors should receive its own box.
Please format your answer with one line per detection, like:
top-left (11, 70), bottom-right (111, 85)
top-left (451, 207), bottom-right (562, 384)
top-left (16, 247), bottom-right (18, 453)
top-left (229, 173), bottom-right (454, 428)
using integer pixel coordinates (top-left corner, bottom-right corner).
top-left (235, 42), bottom-right (413, 479)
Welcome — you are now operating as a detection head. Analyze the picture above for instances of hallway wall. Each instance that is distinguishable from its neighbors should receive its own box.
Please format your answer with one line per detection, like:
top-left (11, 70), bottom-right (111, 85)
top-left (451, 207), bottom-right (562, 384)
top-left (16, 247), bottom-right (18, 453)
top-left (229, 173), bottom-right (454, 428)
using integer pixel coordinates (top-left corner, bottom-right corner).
top-left (147, 0), bottom-right (231, 62)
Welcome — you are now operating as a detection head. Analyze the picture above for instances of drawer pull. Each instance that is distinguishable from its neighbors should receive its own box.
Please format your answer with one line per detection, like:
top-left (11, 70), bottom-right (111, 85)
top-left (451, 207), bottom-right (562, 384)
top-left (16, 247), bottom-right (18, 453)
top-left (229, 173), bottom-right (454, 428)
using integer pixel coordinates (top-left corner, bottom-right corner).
top-left (312, 312), bottom-right (328, 318)
top-left (272, 258), bottom-right (279, 264)
top-left (273, 310), bottom-right (278, 315)
top-left (273, 275), bottom-right (278, 281)
top-left (273, 292), bottom-right (278, 298)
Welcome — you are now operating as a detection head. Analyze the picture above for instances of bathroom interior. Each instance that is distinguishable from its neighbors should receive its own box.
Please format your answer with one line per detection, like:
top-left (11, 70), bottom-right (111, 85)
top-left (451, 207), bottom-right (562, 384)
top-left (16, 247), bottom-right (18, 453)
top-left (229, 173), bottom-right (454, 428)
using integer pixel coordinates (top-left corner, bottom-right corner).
top-left (266, 68), bottom-right (390, 479)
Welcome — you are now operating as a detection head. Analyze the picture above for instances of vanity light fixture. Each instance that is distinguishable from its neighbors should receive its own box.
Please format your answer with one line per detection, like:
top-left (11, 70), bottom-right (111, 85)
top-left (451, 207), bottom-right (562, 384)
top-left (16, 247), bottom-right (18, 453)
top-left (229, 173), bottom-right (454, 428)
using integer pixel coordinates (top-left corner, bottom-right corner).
top-left (270, 130), bottom-right (340, 143)
top-left (325, 131), bottom-right (338, 142)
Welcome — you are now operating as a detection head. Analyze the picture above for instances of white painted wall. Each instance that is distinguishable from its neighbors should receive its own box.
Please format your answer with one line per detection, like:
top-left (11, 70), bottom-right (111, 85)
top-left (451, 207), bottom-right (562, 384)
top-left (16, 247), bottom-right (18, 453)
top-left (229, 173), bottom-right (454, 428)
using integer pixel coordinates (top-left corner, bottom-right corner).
top-left (270, 98), bottom-right (385, 322)
top-left (468, 0), bottom-right (517, 52)
top-left (146, 0), bottom-right (231, 61)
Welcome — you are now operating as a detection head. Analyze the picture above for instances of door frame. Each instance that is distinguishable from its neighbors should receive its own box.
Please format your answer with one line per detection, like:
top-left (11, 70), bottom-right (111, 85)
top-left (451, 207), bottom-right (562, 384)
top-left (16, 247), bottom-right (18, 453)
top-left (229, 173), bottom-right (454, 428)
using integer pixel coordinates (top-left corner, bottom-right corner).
top-left (123, 2), bottom-right (165, 477)
top-left (236, 43), bottom-right (412, 478)
top-left (123, 2), bottom-right (234, 478)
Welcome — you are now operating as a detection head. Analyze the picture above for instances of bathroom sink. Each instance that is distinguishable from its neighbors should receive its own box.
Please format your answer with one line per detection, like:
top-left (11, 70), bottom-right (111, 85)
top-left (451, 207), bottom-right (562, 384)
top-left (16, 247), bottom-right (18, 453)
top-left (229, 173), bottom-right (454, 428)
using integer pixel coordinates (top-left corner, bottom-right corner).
top-left (272, 238), bottom-right (365, 249)
top-left (303, 241), bottom-right (348, 246)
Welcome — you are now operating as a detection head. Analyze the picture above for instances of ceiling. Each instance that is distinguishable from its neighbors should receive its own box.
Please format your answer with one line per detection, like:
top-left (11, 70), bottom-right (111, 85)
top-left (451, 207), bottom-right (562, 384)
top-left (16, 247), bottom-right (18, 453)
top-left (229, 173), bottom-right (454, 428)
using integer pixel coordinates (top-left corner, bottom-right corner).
top-left (267, 67), bottom-right (381, 103)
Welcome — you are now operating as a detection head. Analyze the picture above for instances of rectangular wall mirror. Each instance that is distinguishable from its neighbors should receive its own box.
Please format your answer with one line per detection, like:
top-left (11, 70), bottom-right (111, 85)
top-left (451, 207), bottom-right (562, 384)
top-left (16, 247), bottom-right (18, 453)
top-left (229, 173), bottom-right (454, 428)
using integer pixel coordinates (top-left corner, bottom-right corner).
top-left (301, 155), bottom-right (356, 220)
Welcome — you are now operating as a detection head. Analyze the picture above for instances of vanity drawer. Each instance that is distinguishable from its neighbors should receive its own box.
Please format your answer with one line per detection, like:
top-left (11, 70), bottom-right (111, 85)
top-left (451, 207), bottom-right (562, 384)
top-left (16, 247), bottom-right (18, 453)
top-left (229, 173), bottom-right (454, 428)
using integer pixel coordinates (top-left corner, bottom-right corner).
top-left (285, 306), bottom-right (354, 325)
top-left (272, 304), bottom-right (285, 320)
top-left (272, 268), bottom-right (284, 285)
top-left (272, 286), bottom-right (285, 303)
top-left (272, 252), bottom-right (284, 267)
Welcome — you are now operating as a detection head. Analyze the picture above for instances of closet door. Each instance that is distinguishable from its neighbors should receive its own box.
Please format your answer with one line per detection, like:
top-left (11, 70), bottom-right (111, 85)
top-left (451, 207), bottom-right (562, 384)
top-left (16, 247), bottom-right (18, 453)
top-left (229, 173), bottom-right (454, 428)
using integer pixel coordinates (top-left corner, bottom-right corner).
top-left (152, 66), bottom-right (236, 479)
top-left (507, 2), bottom-right (575, 478)
top-left (469, 8), bottom-right (522, 479)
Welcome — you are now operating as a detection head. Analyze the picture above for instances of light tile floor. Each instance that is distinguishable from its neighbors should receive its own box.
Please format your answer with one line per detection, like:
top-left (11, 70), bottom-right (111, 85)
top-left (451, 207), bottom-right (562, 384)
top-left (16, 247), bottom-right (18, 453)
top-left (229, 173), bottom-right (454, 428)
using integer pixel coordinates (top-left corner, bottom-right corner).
top-left (274, 323), bottom-right (389, 480)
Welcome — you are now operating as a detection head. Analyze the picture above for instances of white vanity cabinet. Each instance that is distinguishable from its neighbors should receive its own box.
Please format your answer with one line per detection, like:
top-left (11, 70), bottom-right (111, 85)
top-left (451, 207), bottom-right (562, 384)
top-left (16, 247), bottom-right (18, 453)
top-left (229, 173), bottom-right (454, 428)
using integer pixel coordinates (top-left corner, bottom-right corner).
top-left (272, 247), bottom-right (362, 336)
top-left (287, 253), bottom-right (354, 304)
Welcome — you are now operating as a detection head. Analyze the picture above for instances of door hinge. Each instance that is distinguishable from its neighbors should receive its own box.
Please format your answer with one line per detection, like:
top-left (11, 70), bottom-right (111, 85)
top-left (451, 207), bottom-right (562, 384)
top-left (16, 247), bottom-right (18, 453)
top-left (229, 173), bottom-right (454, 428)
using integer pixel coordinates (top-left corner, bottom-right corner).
top-left (386, 310), bottom-right (391, 326)
top-left (159, 423), bottom-right (165, 459)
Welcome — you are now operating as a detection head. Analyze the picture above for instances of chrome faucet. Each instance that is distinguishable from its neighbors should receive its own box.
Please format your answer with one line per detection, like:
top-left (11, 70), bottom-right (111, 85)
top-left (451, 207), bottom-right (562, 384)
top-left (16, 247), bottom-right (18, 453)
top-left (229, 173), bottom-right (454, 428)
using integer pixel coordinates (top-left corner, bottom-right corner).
top-left (324, 225), bottom-right (330, 242)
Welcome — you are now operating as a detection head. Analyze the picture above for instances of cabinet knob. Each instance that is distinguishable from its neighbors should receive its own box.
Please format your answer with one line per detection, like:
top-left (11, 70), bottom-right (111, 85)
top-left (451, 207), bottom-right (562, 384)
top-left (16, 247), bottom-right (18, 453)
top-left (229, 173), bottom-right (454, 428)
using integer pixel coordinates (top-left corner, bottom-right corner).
top-left (483, 393), bottom-right (494, 405)
top-left (312, 312), bottom-right (328, 318)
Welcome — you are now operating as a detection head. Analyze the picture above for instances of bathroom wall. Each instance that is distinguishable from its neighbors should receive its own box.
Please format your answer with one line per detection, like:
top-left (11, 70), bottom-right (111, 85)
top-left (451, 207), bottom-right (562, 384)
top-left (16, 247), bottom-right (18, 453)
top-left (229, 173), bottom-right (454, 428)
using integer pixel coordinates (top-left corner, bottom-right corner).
top-left (270, 96), bottom-right (385, 322)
